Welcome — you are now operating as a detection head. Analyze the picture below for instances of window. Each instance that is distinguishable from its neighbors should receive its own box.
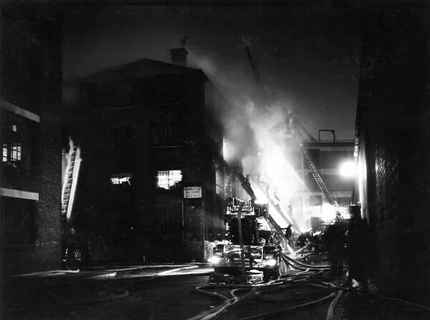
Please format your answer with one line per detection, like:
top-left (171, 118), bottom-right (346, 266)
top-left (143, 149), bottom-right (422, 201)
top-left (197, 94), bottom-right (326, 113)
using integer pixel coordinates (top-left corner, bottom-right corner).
top-left (111, 173), bottom-right (132, 185)
top-left (2, 122), bottom-right (23, 167)
top-left (152, 103), bottom-right (180, 146)
top-left (153, 124), bottom-right (178, 146)
top-left (2, 143), bottom-right (22, 166)
top-left (110, 126), bottom-right (134, 152)
top-left (157, 170), bottom-right (182, 190)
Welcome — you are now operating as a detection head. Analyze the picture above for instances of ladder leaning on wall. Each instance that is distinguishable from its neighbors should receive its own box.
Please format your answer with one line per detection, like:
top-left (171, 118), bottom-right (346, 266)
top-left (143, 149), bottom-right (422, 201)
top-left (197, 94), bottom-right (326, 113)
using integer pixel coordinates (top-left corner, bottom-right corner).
top-left (61, 138), bottom-right (82, 221)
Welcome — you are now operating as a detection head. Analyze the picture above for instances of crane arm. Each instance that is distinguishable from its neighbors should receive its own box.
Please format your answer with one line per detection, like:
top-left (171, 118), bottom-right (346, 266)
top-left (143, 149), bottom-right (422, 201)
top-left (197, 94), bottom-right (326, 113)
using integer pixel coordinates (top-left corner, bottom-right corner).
top-left (245, 46), bottom-right (270, 106)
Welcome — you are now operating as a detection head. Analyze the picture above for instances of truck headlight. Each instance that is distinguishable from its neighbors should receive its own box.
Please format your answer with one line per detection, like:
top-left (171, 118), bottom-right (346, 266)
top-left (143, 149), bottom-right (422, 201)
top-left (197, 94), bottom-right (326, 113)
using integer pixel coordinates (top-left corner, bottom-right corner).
top-left (208, 256), bottom-right (222, 264)
top-left (265, 259), bottom-right (277, 267)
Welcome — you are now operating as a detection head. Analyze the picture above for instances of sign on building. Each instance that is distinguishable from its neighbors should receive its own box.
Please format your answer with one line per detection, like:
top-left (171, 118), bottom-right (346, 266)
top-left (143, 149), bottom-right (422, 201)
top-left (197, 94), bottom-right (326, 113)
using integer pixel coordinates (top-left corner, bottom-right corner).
top-left (184, 186), bottom-right (202, 199)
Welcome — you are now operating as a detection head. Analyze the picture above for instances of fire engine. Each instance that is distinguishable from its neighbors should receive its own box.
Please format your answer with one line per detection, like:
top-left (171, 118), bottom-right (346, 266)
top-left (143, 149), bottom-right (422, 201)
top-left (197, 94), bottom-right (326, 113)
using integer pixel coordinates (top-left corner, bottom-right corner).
top-left (209, 199), bottom-right (286, 282)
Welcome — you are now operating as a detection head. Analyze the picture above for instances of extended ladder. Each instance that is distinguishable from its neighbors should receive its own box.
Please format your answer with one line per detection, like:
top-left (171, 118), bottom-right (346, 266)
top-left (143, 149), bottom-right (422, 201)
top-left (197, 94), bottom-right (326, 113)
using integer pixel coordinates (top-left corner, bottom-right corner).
top-left (62, 139), bottom-right (82, 220)
top-left (214, 155), bottom-right (294, 253)
top-left (287, 117), bottom-right (340, 212)
top-left (244, 46), bottom-right (339, 214)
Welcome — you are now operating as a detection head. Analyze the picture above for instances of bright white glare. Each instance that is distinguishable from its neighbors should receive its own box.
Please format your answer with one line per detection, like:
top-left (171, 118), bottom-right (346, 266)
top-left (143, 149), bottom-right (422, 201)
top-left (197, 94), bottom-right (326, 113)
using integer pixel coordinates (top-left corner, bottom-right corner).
top-left (339, 160), bottom-right (357, 178)
top-left (322, 203), bottom-right (337, 222)
top-left (111, 173), bottom-right (132, 185)
top-left (208, 256), bottom-right (222, 264)
top-left (265, 259), bottom-right (277, 267)
top-left (157, 170), bottom-right (182, 189)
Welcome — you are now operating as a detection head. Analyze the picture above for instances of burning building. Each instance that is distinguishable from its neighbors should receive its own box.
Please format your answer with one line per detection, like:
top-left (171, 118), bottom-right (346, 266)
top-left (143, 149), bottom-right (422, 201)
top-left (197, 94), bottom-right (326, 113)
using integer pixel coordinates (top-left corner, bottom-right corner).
top-left (63, 48), bottom-right (228, 263)
top-left (0, 3), bottom-right (63, 275)
top-left (297, 131), bottom-right (355, 231)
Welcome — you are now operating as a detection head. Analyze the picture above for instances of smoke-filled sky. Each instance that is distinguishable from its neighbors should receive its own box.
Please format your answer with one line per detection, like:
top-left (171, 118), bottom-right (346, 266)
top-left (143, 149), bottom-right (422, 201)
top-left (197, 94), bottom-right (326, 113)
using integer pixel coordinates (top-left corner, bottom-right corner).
top-left (62, 3), bottom-right (362, 139)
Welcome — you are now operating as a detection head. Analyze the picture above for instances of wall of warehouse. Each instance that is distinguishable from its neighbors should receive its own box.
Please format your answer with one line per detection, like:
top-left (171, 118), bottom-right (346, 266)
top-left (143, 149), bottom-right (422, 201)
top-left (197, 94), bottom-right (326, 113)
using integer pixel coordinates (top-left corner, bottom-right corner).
top-left (356, 3), bottom-right (430, 303)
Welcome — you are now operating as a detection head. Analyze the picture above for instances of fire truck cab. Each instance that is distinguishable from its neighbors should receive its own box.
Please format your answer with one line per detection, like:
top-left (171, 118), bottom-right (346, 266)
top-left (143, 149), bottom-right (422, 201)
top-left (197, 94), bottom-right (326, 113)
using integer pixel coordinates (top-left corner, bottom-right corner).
top-left (208, 199), bottom-right (284, 282)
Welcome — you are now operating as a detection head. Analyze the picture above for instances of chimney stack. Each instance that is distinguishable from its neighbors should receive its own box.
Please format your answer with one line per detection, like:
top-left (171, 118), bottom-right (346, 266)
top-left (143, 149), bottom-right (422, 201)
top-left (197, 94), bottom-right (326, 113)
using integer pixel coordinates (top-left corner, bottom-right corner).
top-left (170, 48), bottom-right (188, 67)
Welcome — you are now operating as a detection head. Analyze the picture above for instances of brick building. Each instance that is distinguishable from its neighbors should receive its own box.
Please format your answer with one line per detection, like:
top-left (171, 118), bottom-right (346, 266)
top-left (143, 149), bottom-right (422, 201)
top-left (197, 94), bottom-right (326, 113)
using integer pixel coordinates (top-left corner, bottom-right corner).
top-left (0, 3), bottom-right (62, 275)
top-left (354, 3), bottom-right (430, 303)
top-left (63, 49), bottom-right (228, 263)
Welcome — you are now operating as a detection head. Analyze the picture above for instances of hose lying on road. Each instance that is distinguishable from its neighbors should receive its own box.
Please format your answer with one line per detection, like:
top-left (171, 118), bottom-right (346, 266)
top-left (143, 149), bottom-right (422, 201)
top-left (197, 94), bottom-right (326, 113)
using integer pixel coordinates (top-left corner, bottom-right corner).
top-left (381, 297), bottom-right (430, 312)
top-left (281, 253), bottom-right (331, 270)
top-left (193, 266), bottom-right (341, 320)
top-left (325, 290), bottom-right (343, 320)
top-left (7, 269), bottom-right (80, 279)
top-left (188, 286), bottom-right (256, 320)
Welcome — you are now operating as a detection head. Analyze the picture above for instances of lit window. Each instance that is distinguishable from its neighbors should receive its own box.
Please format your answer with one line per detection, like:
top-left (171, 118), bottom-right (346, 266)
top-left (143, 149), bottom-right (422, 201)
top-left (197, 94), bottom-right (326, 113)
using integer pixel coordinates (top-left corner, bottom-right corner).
top-left (2, 143), bottom-right (22, 165)
top-left (157, 170), bottom-right (182, 189)
top-left (111, 173), bottom-right (132, 185)
top-left (11, 144), bottom-right (21, 161)
top-left (2, 144), bottom-right (7, 162)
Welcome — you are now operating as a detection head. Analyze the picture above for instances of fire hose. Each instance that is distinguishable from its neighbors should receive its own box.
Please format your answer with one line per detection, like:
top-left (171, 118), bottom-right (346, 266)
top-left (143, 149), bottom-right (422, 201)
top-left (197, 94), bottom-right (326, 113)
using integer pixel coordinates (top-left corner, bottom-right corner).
top-left (193, 265), bottom-right (344, 320)
top-left (188, 286), bottom-right (257, 320)
top-left (281, 252), bottom-right (331, 269)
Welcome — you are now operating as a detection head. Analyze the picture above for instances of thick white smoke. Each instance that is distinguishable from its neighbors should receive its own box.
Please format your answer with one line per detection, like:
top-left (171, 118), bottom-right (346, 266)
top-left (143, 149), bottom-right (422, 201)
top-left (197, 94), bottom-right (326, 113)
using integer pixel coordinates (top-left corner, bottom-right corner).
top-left (188, 50), bottom-right (308, 231)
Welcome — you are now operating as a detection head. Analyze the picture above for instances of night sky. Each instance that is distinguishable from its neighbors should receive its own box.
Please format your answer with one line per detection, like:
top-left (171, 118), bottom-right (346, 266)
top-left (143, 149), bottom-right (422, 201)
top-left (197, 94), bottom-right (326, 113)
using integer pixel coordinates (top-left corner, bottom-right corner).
top-left (62, 3), bottom-right (362, 139)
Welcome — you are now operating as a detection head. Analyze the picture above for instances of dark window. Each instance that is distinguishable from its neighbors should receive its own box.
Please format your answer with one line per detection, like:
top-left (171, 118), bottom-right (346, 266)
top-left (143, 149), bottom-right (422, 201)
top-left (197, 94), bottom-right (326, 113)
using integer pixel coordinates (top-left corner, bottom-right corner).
top-left (152, 103), bottom-right (180, 146)
top-left (110, 126), bottom-right (134, 152)
top-left (1, 197), bottom-right (37, 245)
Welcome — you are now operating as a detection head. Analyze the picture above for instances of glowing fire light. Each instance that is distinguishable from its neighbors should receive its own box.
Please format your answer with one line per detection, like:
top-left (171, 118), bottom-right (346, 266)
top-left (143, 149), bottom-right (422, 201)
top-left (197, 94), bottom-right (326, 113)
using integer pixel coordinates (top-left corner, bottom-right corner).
top-left (339, 160), bottom-right (357, 178)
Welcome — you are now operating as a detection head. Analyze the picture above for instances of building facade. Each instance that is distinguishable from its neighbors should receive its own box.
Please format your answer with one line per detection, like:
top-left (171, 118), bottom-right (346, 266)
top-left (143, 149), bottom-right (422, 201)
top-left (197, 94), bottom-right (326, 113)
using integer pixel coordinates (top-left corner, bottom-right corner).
top-left (64, 50), bottom-right (227, 263)
top-left (0, 3), bottom-right (62, 275)
top-left (289, 133), bottom-right (355, 232)
top-left (355, 3), bottom-right (430, 303)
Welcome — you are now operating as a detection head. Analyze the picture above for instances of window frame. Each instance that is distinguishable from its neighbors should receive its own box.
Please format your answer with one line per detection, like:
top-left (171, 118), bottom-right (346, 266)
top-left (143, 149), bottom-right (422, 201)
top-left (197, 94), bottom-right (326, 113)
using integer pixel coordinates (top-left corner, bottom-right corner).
top-left (2, 122), bottom-right (23, 167)
top-left (110, 172), bottom-right (132, 185)
top-left (157, 169), bottom-right (183, 190)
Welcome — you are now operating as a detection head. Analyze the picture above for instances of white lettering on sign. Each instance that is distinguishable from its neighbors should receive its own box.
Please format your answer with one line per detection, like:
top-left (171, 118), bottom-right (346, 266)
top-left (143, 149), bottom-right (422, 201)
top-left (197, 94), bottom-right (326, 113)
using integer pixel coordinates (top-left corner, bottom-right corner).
top-left (184, 186), bottom-right (202, 199)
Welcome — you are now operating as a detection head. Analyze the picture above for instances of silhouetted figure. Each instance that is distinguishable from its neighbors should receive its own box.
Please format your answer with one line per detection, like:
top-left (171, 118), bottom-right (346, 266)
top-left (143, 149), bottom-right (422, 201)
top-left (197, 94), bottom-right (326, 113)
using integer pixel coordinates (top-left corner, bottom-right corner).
top-left (285, 224), bottom-right (293, 243)
top-left (345, 205), bottom-right (371, 290)
top-left (312, 231), bottom-right (323, 254)
top-left (297, 230), bottom-right (313, 250)
top-left (324, 214), bottom-right (347, 277)
top-left (64, 227), bottom-right (91, 268)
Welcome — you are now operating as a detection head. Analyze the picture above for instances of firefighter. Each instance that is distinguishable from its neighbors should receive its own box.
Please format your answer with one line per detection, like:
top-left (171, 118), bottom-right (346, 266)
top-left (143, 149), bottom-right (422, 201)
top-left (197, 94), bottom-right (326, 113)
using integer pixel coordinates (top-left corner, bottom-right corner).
top-left (345, 205), bottom-right (371, 290)
top-left (284, 224), bottom-right (293, 244)
top-left (324, 213), bottom-right (347, 278)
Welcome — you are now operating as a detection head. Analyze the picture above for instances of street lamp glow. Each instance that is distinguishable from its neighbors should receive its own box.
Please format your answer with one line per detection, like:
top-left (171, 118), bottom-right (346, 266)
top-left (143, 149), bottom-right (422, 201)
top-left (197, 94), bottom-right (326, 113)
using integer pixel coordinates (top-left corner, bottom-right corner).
top-left (339, 160), bottom-right (357, 178)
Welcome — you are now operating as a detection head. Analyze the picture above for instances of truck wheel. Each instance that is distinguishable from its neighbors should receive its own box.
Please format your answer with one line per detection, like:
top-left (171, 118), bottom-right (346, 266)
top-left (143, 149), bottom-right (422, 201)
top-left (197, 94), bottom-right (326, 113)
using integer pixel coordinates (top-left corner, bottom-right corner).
top-left (263, 269), bottom-right (272, 282)
top-left (263, 267), bottom-right (280, 282)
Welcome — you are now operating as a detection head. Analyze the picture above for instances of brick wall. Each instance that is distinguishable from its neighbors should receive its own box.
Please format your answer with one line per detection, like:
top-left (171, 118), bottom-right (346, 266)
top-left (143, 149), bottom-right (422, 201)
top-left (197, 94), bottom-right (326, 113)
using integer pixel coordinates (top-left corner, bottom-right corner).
top-left (356, 3), bottom-right (430, 302)
top-left (0, 4), bottom-right (62, 275)
top-left (183, 201), bottom-right (205, 262)
top-left (67, 66), bottom-right (219, 263)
